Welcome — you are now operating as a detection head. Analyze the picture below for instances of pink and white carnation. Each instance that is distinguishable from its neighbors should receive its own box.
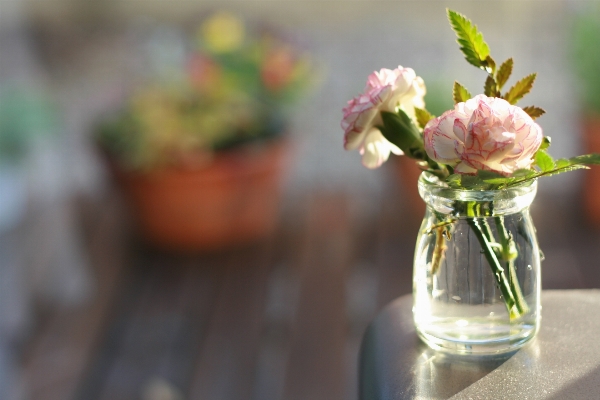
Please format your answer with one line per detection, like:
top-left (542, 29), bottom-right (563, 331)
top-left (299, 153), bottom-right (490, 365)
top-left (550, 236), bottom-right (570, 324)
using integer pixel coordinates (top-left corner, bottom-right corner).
top-left (342, 66), bottom-right (426, 169)
top-left (423, 94), bottom-right (543, 175)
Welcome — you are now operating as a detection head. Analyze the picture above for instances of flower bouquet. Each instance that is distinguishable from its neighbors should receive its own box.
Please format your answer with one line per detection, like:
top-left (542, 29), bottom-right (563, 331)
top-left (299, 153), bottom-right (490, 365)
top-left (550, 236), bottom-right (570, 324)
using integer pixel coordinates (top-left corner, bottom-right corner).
top-left (96, 12), bottom-right (314, 251)
top-left (342, 9), bottom-right (600, 354)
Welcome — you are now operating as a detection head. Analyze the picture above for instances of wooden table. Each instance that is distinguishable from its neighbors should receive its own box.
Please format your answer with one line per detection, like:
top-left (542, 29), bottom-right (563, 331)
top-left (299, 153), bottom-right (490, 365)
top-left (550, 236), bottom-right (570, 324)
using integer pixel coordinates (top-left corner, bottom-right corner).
top-left (15, 186), bottom-right (600, 400)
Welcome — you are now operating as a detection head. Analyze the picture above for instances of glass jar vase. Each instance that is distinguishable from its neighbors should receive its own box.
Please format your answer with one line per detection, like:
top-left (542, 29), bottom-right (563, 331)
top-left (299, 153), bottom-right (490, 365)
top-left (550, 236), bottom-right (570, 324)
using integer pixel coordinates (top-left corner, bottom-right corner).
top-left (413, 172), bottom-right (541, 354)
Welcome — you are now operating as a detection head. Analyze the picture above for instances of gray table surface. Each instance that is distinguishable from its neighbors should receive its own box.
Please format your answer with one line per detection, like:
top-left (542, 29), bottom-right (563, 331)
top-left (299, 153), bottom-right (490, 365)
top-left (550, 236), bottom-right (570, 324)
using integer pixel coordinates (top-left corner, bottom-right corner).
top-left (359, 290), bottom-right (600, 400)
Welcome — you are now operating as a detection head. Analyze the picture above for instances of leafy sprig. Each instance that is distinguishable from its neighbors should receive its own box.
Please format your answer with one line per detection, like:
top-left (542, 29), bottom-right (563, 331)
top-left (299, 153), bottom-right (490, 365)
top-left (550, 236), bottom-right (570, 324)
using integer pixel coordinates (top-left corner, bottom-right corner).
top-left (453, 81), bottom-right (471, 104)
top-left (444, 152), bottom-right (600, 190)
top-left (447, 9), bottom-right (491, 71)
top-left (504, 73), bottom-right (537, 105)
top-left (495, 58), bottom-right (513, 90)
top-left (446, 8), bottom-right (544, 117)
top-left (378, 110), bottom-right (425, 160)
top-left (414, 107), bottom-right (435, 129)
top-left (521, 106), bottom-right (546, 120)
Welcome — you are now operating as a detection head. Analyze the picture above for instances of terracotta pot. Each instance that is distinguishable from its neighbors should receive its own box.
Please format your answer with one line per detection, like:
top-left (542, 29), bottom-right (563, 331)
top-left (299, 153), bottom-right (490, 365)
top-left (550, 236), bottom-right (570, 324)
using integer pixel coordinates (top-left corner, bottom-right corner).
top-left (391, 156), bottom-right (426, 217)
top-left (108, 139), bottom-right (290, 251)
top-left (582, 115), bottom-right (600, 227)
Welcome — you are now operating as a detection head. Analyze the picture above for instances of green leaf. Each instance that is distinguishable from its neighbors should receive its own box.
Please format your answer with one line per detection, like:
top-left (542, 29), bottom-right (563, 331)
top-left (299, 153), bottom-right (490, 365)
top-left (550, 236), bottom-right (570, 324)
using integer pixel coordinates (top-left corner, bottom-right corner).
top-left (378, 110), bottom-right (424, 159)
top-left (447, 9), bottom-right (491, 69)
top-left (446, 174), bottom-right (463, 188)
top-left (459, 174), bottom-right (489, 189)
top-left (477, 170), bottom-right (513, 186)
top-left (505, 157), bottom-right (595, 188)
top-left (522, 106), bottom-right (546, 120)
top-left (496, 58), bottom-right (513, 90)
top-left (504, 73), bottom-right (537, 105)
top-left (484, 75), bottom-right (498, 97)
top-left (539, 136), bottom-right (551, 151)
top-left (453, 81), bottom-right (472, 104)
top-left (543, 164), bottom-right (589, 177)
top-left (446, 171), bottom-right (516, 189)
top-left (534, 149), bottom-right (555, 172)
top-left (555, 158), bottom-right (571, 169)
top-left (511, 169), bottom-right (537, 178)
top-left (414, 107), bottom-right (435, 130)
top-left (483, 178), bottom-right (514, 186)
top-left (483, 55), bottom-right (496, 74)
top-left (569, 153), bottom-right (600, 165)
top-left (477, 170), bottom-right (505, 180)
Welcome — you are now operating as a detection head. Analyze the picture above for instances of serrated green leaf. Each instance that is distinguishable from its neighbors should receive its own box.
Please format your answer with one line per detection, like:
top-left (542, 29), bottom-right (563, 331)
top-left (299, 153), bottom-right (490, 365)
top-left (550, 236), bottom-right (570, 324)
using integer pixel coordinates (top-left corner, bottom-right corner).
top-left (543, 165), bottom-right (589, 177)
top-left (460, 174), bottom-right (490, 189)
top-left (511, 169), bottom-right (537, 178)
top-left (507, 161), bottom-right (592, 188)
top-left (446, 174), bottom-right (463, 188)
top-left (447, 173), bottom-right (462, 182)
top-left (510, 170), bottom-right (531, 178)
top-left (414, 107), bottom-right (435, 130)
top-left (540, 136), bottom-right (551, 151)
top-left (460, 175), bottom-right (506, 190)
top-left (555, 158), bottom-right (571, 168)
top-left (447, 182), bottom-right (463, 189)
top-left (476, 170), bottom-right (513, 186)
top-left (379, 110), bottom-right (424, 160)
top-left (484, 75), bottom-right (498, 97)
top-left (453, 81), bottom-right (472, 104)
top-left (522, 106), bottom-right (546, 120)
top-left (483, 55), bottom-right (496, 74)
top-left (496, 58), bottom-right (513, 90)
top-left (485, 178), bottom-right (514, 185)
top-left (447, 9), bottom-right (491, 68)
top-left (477, 170), bottom-right (505, 180)
top-left (504, 73), bottom-right (537, 105)
top-left (569, 153), bottom-right (600, 165)
top-left (534, 149), bottom-right (555, 172)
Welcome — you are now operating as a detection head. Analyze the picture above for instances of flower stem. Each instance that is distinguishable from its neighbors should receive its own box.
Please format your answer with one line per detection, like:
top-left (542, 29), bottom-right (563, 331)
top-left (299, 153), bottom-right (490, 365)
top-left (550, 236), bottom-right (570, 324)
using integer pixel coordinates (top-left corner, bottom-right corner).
top-left (466, 218), bottom-right (522, 319)
top-left (431, 227), bottom-right (447, 276)
top-left (494, 216), bottom-right (529, 316)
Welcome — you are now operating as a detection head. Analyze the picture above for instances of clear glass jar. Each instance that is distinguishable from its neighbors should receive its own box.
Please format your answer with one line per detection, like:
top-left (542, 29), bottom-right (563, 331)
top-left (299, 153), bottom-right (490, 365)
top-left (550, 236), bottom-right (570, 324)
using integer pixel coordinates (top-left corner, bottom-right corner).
top-left (413, 172), bottom-right (541, 354)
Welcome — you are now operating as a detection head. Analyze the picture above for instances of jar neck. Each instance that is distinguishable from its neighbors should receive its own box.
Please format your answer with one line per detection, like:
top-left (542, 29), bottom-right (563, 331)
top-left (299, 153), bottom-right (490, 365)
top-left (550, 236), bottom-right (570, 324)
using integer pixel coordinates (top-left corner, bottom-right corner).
top-left (418, 172), bottom-right (537, 217)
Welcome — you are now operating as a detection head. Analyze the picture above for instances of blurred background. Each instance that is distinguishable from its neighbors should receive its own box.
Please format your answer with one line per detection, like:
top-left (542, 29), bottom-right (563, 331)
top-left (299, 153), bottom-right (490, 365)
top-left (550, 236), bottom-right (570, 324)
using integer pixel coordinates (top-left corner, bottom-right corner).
top-left (1, 0), bottom-right (599, 399)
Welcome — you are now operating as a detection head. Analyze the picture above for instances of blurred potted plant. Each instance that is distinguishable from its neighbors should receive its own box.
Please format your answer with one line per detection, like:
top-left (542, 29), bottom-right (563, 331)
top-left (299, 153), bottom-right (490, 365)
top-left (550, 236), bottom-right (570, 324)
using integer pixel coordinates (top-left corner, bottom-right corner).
top-left (571, 5), bottom-right (600, 226)
top-left (96, 12), bottom-right (315, 251)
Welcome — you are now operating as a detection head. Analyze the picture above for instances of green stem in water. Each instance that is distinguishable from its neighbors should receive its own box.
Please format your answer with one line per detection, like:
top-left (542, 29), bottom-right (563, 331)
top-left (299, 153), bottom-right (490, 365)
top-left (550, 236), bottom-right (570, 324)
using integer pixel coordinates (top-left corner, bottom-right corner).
top-left (494, 216), bottom-right (529, 316)
top-left (467, 218), bottom-right (522, 319)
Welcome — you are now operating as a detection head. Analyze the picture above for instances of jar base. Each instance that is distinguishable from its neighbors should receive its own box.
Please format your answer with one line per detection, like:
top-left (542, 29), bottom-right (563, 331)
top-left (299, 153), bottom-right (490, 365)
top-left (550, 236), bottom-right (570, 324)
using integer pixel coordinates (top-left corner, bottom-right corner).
top-left (416, 324), bottom-right (537, 355)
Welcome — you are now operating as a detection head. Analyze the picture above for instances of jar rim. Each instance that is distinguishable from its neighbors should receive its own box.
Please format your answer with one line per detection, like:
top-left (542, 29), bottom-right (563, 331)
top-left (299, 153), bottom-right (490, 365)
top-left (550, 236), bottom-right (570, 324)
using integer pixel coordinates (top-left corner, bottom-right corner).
top-left (418, 171), bottom-right (537, 200)
top-left (418, 171), bottom-right (537, 215)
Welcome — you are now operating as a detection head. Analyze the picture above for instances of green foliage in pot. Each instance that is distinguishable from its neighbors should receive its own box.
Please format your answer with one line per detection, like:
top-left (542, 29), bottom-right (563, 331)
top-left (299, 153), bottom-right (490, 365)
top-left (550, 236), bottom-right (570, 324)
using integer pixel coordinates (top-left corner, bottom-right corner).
top-left (96, 12), bottom-right (316, 171)
top-left (570, 4), bottom-right (600, 116)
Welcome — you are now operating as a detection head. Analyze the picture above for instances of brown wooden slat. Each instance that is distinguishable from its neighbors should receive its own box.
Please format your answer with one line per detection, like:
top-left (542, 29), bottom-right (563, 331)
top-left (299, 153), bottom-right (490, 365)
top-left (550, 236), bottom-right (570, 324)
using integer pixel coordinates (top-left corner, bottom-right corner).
top-left (83, 253), bottom-right (222, 400)
top-left (21, 193), bottom-right (128, 400)
top-left (251, 194), bottom-right (308, 400)
top-left (282, 192), bottom-right (353, 400)
top-left (186, 240), bottom-right (277, 399)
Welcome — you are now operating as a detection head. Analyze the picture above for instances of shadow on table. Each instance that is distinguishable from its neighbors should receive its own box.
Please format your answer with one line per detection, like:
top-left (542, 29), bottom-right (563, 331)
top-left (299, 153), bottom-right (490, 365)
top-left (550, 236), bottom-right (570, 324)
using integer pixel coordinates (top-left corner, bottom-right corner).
top-left (358, 295), bottom-right (516, 400)
top-left (548, 364), bottom-right (600, 400)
